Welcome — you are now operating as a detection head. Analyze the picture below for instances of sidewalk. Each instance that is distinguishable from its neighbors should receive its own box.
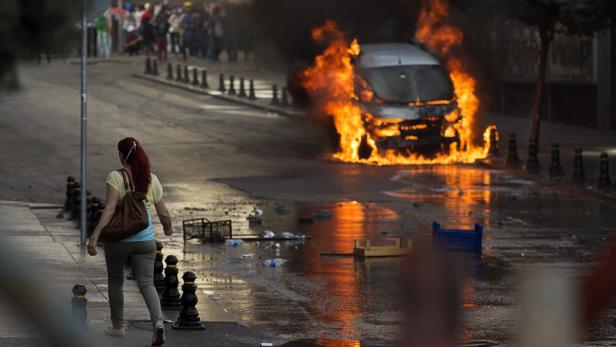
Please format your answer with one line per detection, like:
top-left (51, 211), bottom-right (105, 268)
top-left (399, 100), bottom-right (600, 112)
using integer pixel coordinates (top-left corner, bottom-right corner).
top-left (0, 200), bottom-right (276, 347)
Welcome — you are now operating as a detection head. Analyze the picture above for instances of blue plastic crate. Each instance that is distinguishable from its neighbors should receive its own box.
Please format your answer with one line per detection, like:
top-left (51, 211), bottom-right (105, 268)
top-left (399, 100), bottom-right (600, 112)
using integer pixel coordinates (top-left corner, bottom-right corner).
top-left (432, 222), bottom-right (483, 253)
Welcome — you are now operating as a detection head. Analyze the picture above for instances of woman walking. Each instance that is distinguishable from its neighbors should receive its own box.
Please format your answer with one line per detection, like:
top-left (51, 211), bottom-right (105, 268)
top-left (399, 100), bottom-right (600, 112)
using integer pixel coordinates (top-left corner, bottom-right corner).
top-left (87, 137), bottom-right (173, 346)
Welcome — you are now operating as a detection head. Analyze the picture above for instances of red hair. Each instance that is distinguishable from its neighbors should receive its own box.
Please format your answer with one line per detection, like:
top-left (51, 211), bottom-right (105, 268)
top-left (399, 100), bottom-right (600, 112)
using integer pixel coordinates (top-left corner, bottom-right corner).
top-left (118, 137), bottom-right (151, 193)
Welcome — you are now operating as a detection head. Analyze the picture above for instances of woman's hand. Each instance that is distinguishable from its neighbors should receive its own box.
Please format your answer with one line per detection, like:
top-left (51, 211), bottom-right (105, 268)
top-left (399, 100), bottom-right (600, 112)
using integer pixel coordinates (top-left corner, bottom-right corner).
top-left (164, 227), bottom-right (173, 236)
top-left (86, 238), bottom-right (98, 256)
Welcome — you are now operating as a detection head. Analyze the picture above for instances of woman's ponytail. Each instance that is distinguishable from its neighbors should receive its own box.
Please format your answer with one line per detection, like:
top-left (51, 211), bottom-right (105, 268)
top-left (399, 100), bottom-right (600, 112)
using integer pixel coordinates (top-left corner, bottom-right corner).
top-left (118, 137), bottom-right (151, 193)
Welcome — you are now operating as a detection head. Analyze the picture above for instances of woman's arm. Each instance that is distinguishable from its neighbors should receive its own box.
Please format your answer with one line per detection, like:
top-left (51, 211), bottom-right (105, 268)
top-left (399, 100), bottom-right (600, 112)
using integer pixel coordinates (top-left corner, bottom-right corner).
top-left (86, 184), bottom-right (118, 256)
top-left (154, 199), bottom-right (173, 236)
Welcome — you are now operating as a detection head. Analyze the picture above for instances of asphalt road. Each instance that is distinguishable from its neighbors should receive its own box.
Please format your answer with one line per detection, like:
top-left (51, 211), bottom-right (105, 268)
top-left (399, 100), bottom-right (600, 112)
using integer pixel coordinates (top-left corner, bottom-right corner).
top-left (3, 61), bottom-right (616, 345)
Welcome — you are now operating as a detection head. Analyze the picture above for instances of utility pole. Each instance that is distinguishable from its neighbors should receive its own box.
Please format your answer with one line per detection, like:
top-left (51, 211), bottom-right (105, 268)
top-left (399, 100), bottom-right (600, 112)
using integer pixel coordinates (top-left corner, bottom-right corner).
top-left (80, 0), bottom-right (88, 247)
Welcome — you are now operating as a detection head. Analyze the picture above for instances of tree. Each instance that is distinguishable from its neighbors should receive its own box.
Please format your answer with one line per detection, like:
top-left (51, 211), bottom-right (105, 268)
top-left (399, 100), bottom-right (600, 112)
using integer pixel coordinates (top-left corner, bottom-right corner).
top-left (502, 0), bottom-right (614, 143)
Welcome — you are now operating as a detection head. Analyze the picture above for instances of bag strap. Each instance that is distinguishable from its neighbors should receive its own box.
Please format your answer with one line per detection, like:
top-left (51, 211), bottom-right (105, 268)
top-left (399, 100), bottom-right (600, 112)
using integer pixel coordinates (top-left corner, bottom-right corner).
top-left (117, 168), bottom-right (135, 192)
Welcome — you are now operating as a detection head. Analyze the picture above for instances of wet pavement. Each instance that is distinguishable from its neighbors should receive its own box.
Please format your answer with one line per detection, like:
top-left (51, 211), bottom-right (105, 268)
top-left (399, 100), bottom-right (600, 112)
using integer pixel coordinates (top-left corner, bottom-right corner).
top-left (167, 164), bottom-right (616, 345)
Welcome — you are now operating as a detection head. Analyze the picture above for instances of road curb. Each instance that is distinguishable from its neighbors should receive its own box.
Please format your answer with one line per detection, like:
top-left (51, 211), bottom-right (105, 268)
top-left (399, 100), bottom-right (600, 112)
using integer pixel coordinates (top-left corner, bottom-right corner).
top-left (133, 73), bottom-right (306, 118)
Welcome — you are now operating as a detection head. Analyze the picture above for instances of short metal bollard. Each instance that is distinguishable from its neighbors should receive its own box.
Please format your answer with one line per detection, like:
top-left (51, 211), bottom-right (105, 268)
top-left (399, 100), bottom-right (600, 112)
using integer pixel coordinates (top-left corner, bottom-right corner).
top-left (166, 63), bottom-right (173, 80)
top-left (70, 183), bottom-right (81, 220)
top-left (62, 176), bottom-right (76, 214)
top-left (597, 152), bottom-right (611, 188)
top-left (238, 77), bottom-right (246, 97)
top-left (192, 68), bottom-right (199, 86)
top-left (525, 139), bottom-right (540, 174)
top-left (172, 272), bottom-right (205, 330)
top-left (200, 70), bottom-right (209, 89)
top-left (271, 84), bottom-right (279, 105)
top-left (154, 240), bottom-right (165, 296)
top-left (152, 60), bottom-right (159, 76)
top-left (281, 86), bottom-right (289, 107)
top-left (549, 143), bottom-right (564, 179)
top-left (183, 65), bottom-right (190, 84)
top-left (145, 57), bottom-right (152, 75)
top-left (71, 284), bottom-right (88, 330)
top-left (572, 148), bottom-right (585, 184)
top-left (488, 127), bottom-right (499, 157)
top-left (176, 65), bottom-right (182, 82)
top-left (506, 133), bottom-right (521, 168)
top-left (248, 80), bottom-right (257, 100)
top-left (218, 74), bottom-right (226, 92)
top-left (228, 75), bottom-right (236, 95)
top-left (161, 255), bottom-right (182, 309)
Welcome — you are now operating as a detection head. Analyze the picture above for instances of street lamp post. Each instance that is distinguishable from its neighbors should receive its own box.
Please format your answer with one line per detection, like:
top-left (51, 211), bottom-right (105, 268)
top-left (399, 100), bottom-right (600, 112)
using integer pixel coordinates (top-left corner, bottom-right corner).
top-left (80, 0), bottom-right (88, 247)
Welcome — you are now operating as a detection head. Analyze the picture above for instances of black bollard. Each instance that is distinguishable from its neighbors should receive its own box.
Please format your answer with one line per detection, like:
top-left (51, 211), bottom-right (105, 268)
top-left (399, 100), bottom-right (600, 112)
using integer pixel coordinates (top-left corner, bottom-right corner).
top-left (172, 272), bottom-right (206, 330)
top-left (161, 255), bottom-right (182, 309)
top-left (191, 68), bottom-right (199, 86)
top-left (506, 133), bottom-right (521, 168)
top-left (167, 63), bottom-right (173, 80)
top-left (281, 86), bottom-right (290, 107)
top-left (248, 80), bottom-right (257, 100)
top-left (572, 148), bottom-right (585, 184)
top-left (152, 60), bottom-right (159, 76)
top-left (183, 65), bottom-right (190, 83)
top-left (271, 84), bottom-right (279, 105)
top-left (71, 284), bottom-right (88, 330)
top-left (597, 152), bottom-right (611, 188)
top-left (525, 139), bottom-right (540, 174)
top-left (238, 77), bottom-right (246, 97)
top-left (488, 127), bottom-right (499, 157)
top-left (70, 184), bottom-right (81, 220)
top-left (200, 70), bottom-right (209, 89)
top-left (62, 176), bottom-right (76, 214)
top-left (176, 64), bottom-right (182, 82)
top-left (87, 197), bottom-right (100, 236)
top-left (218, 74), bottom-right (226, 92)
top-left (549, 143), bottom-right (564, 179)
top-left (228, 75), bottom-right (236, 95)
top-left (154, 240), bottom-right (165, 296)
top-left (145, 57), bottom-right (152, 74)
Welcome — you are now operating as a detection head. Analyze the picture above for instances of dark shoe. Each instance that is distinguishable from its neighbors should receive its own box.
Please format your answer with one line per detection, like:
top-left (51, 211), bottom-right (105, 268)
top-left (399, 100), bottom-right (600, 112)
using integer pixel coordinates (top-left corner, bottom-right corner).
top-left (152, 322), bottom-right (165, 346)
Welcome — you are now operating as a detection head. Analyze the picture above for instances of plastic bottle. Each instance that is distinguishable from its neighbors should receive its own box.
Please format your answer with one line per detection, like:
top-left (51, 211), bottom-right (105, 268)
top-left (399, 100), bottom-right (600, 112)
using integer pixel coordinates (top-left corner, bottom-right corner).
top-left (263, 258), bottom-right (286, 267)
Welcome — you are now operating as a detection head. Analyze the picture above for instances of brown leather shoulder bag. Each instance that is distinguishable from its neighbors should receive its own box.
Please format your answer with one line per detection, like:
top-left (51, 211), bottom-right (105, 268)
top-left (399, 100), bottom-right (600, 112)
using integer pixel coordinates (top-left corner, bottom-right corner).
top-left (100, 169), bottom-right (149, 242)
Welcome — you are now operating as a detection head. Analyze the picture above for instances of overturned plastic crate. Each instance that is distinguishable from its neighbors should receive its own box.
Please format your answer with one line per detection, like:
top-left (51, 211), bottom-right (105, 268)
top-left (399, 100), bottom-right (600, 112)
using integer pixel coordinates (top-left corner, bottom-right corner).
top-left (183, 218), bottom-right (232, 243)
top-left (432, 222), bottom-right (483, 253)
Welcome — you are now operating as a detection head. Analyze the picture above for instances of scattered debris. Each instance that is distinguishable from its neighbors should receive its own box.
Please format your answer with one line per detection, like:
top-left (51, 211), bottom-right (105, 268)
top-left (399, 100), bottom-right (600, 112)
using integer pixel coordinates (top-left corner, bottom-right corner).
top-left (312, 210), bottom-right (332, 219)
top-left (354, 238), bottom-right (412, 258)
top-left (263, 258), bottom-right (286, 267)
top-left (260, 230), bottom-right (275, 238)
top-left (241, 253), bottom-right (254, 258)
top-left (226, 239), bottom-right (243, 247)
top-left (280, 231), bottom-right (305, 240)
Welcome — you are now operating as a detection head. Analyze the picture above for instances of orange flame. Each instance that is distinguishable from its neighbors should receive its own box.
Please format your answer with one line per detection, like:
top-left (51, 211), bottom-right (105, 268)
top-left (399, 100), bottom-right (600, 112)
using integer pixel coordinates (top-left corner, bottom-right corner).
top-left (302, 4), bottom-right (496, 165)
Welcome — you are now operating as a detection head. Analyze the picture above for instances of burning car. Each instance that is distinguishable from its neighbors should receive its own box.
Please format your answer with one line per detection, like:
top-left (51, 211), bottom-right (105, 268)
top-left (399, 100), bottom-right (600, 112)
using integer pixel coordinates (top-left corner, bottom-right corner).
top-left (354, 43), bottom-right (461, 156)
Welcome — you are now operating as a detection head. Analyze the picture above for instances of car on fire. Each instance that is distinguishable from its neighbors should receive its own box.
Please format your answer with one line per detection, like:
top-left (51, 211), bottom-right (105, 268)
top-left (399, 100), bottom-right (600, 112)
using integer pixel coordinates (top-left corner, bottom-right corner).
top-left (353, 42), bottom-right (461, 156)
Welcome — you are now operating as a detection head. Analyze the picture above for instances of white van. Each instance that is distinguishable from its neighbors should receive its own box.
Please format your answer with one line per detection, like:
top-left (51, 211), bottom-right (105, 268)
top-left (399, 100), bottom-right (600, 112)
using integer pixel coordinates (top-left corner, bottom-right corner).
top-left (354, 43), bottom-right (461, 155)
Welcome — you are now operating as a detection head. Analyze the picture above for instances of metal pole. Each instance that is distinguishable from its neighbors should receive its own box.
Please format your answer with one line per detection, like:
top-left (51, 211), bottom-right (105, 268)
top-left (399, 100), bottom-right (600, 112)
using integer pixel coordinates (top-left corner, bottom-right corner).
top-left (80, 1), bottom-right (88, 247)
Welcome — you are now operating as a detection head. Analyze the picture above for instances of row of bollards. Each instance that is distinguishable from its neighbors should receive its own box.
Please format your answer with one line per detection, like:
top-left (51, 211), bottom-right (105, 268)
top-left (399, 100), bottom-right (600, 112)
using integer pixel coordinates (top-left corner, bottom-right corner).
top-left (504, 133), bottom-right (612, 188)
top-left (71, 241), bottom-right (205, 330)
top-left (59, 176), bottom-right (105, 236)
top-left (155, 242), bottom-right (205, 329)
top-left (146, 58), bottom-right (291, 107)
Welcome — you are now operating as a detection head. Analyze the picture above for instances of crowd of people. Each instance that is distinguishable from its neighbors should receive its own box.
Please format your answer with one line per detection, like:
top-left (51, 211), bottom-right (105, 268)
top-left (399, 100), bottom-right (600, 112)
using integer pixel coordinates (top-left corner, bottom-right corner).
top-left (94, 1), bottom-right (250, 63)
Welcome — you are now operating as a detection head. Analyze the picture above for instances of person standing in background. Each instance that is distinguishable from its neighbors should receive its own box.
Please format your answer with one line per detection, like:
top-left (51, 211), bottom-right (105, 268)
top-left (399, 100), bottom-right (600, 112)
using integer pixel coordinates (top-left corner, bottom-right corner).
top-left (153, 10), bottom-right (169, 61)
top-left (180, 2), bottom-right (194, 60)
top-left (94, 8), bottom-right (112, 58)
top-left (168, 7), bottom-right (182, 55)
top-left (140, 3), bottom-right (155, 55)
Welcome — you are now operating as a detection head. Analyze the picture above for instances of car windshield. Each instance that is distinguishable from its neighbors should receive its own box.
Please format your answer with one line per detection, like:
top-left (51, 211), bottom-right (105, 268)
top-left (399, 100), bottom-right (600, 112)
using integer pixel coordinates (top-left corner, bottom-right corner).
top-left (360, 65), bottom-right (454, 103)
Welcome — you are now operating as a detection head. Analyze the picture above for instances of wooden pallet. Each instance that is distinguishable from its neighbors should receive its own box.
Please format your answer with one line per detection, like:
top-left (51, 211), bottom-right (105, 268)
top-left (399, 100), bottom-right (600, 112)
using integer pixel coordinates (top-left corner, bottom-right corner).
top-left (353, 238), bottom-right (412, 258)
